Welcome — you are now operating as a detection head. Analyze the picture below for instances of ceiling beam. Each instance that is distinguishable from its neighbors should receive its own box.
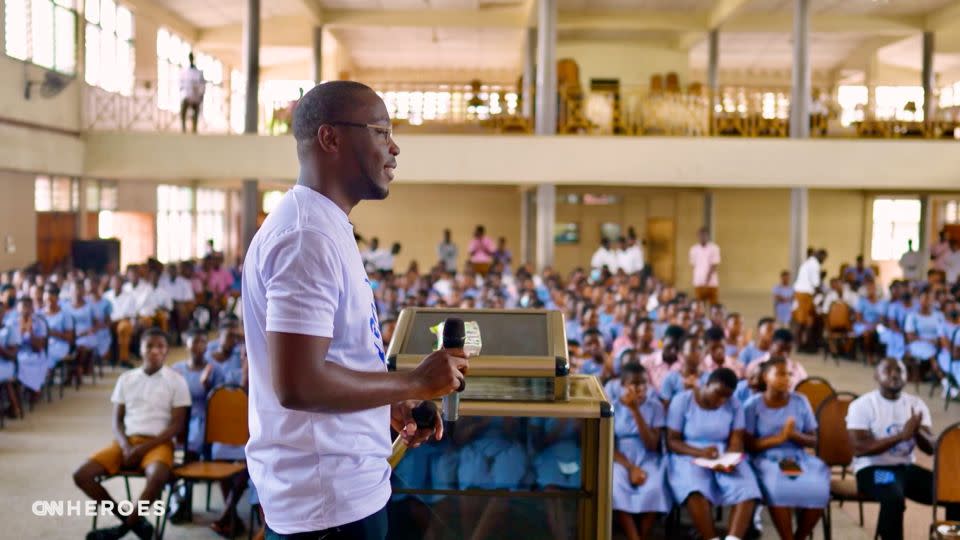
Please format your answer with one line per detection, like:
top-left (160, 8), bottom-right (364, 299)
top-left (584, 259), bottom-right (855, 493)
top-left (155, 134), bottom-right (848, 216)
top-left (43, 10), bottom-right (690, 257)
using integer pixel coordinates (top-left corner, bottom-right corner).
top-left (836, 36), bottom-right (909, 72)
top-left (726, 13), bottom-right (924, 35)
top-left (124, 0), bottom-right (199, 42)
top-left (673, 32), bottom-right (706, 51)
top-left (322, 7), bottom-right (528, 28)
top-left (925, 1), bottom-right (960, 32)
top-left (300, 0), bottom-right (325, 24)
top-left (707, 0), bottom-right (753, 30)
top-left (197, 16), bottom-right (314, 49)
top-left (557, 11), bottom-right (706, 33)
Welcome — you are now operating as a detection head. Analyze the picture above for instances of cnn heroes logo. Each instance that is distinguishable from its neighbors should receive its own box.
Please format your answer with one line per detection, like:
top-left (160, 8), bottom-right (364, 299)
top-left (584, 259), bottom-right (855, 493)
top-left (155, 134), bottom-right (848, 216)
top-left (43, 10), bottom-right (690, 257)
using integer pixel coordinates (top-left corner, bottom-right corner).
top-left (32, 500), bottom-right (165, 517)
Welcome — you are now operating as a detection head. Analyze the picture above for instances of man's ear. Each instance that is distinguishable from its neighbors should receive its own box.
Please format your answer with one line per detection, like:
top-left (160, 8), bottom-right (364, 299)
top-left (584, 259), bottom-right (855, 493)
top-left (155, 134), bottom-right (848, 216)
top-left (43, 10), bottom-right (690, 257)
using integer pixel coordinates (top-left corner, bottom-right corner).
top-left (317, 124), bottom-right (339, 153)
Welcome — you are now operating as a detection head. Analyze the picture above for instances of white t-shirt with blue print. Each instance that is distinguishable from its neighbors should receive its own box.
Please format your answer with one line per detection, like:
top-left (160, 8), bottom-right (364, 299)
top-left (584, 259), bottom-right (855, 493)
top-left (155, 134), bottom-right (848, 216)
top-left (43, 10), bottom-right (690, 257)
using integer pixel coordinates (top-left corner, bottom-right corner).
top-left (846, 389), bottom-right (932, 473)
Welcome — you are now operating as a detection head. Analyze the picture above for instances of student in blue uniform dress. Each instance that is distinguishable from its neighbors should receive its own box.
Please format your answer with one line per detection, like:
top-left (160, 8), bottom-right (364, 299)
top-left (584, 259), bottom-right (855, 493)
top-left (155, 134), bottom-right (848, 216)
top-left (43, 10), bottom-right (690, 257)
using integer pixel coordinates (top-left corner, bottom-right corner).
top-left (743, 357), bottom-right (829, 540)
top-left (41, 285), bottom-right (73, 371)
top-left (854, 281), bottom-right (887, 365)
top-left (659, 334), bottom-right (705, 403)
top-left (904, 287), bottom-right (946, 380)
top-left (63, 282), bottom-right (98, 381)
top-left (2, 297), bottom-right (49, 397)
top-left (575, 328), bottom-right (613, 380)
top-left (937, 302), bottom-right (960, 397)
top-left (738, 318), bottom-right (775, 367)
top-left (171, 329), bottom-right (223, 456)
top-left (772, 271), bottom-right (794, 327)
top-left (85, 277), bottom-right (113, 360)
top-left (205, 315), bottom-right (244, 385)
top-left (612, 362), bottom-right (671, 540)
top-left (667, 368), bottom-right (760, 540)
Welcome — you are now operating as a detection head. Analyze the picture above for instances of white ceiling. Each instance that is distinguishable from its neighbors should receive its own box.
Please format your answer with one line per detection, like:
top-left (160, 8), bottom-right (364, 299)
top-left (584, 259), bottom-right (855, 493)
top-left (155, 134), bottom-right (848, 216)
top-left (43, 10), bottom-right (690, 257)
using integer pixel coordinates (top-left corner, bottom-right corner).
top-left (152, 0), bottom-right (310, 28)
top-left (689, 32), bottom-right (868, 70)
top-left (558, 0), bottom-right (710, 10)
top-left (879, 34), bottom-right (960, 74)
top-left (336, 26), bottom-right (524, 71)
top-left (747, 0), bottom-right (956, 15)
top-left (319, 0), bottom-right (519, 8)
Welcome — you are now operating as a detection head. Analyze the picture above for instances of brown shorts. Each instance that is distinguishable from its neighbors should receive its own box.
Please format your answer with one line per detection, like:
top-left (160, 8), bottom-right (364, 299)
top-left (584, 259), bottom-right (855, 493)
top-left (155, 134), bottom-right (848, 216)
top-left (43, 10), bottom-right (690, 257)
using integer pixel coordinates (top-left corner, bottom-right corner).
top-left (793, 293), bottom-right (814, 326)
top-left (90, 435), bottom-right (174, 475)
top-left (694, 286), bottom-right (719, 305)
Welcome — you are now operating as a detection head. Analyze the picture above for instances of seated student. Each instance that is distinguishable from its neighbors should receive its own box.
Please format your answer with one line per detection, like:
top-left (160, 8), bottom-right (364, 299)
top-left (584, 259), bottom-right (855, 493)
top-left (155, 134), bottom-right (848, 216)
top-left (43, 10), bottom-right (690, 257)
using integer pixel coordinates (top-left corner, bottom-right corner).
top-left (854, 280), bottom-right (888, 366)
top-left (734, 362), bottom-right (763, 406)
top-left (653, 301), bottom-right (677, 341)
top-left (772, 271), bottom-right (794, 328)
top-left (904, 286), bottom-right (946, 382)
top-left (134, 269), bottom-right (173, 334)
top-left (937, 301), bottom-right (960, 398)
top-left (738, 317), bottom-right (775, 367)
top-left (743, 357), bottom-right (829, 540)
top-left (642, 324), bottom-right (685, 394)
top-left (563, 298), bottom-right (581, 343)
top-left (577, 304), bottom-right (600, 346)
top-left (64, 280), bottom-right (99, 380)
top-left (612, 362), bottom-right (672, 540)
top-left (723, 313), bottom-right (745, 358)
top-left (666, 368), bottom-right (760, 540)
top-left (161, 264), bottom-right (197, 344)
top-left (574, 328), bottom-right (613, 380)
top-left (1, 297), bottom-right (49, 400)
top-left (205, 315), bottom-right (244, 385)
top-left (86, 277), bottom-right (114, 361)
top-left (847, 358), bottom-right (960, 540)
top-left (613, 318), bottom-right (658, 372)
top-left (704, 326), bottom-right (745, 379)
top-left (660, 335), bottom-right (706, 402)
top-left (171, 329), bottom-right (222, 458)
top-left (746, 329), bottom-right (808, 390)
top-left (104, 274), bottom-right (138, 366)
top-left (73, 328), bottom-right (190, 540)
top-left (40, 284), bottom-right (73, 373)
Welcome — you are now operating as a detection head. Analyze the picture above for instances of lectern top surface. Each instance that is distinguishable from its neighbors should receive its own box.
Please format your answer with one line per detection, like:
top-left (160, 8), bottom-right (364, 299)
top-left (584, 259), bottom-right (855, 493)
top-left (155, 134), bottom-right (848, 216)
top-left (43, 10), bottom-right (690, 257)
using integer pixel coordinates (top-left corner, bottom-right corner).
top-left (399, 309), bottom-right (550, 357)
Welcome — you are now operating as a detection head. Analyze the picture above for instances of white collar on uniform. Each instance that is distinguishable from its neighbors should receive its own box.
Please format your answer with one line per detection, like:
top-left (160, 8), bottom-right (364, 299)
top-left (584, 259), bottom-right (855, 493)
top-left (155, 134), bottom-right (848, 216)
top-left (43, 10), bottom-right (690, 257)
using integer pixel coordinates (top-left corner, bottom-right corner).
top-left (292, 185), bottom-right (353, 233)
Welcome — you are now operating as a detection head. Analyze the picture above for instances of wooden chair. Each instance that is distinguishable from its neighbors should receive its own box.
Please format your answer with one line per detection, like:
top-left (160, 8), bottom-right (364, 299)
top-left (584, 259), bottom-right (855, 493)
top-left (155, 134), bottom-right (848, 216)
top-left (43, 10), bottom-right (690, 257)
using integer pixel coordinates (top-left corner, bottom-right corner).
top-left (649, 74), bottom-right (664, 94)
top-left (160, 385), bottom-right (248, 538)
top-left (816, 392), bottom-right (878, 540)
top-left (665, 72), bottom-right (680, 94)
top-left (932, 422), bottom-right (960, 539)
top-left (795, 376), bottom-right (836, 415)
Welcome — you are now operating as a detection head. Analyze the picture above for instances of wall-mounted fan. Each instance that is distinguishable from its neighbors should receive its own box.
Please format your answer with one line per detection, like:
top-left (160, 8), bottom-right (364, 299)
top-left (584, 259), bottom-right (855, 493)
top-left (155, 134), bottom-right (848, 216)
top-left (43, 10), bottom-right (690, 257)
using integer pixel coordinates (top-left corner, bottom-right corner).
top-left (23, 65), bottom-right (74, 100)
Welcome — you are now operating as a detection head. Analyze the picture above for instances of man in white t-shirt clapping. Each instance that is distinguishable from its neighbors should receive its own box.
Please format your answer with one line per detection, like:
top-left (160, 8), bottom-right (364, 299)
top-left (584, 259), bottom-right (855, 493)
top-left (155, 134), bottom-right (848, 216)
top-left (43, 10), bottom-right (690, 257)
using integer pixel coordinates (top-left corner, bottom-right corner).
top-left (242, 81), bottom-right (467, 539)
top-left (73, 328), bottom-right (191, 540)
top-left (847, 358), bottom-right (960, 540)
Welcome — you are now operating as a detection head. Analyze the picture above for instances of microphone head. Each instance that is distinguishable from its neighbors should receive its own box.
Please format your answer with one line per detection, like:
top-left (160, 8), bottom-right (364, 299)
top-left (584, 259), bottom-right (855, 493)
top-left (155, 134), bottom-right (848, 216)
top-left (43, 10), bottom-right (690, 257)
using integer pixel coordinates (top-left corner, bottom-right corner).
top-left (411, 400), bottom-right (439, 429)
top-left (442, 318), bottom-right (466, 349)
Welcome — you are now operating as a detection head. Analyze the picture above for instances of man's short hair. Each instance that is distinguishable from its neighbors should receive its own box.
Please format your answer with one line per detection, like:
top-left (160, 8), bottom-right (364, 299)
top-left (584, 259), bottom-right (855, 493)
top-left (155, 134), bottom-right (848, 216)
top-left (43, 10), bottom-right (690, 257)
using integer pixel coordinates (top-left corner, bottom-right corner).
top-left (292, 81), bottom-right (376, 142)
top-left (141, 327), bottom-right (170, 345)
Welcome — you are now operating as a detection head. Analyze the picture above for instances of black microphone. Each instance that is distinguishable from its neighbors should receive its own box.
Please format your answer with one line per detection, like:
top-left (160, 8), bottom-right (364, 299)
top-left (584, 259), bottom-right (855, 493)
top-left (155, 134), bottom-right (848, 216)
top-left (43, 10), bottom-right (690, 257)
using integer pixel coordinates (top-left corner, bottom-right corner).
top-left (440, 318), bottom-right (466, 422)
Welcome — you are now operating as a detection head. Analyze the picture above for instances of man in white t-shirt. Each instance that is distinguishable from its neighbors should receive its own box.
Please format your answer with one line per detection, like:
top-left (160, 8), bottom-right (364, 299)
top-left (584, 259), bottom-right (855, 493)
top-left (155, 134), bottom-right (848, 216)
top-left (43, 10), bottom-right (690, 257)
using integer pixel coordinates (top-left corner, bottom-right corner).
top-left (898, 239), bottom-right (921, 282)
top-left (73, 328), bottom-right (190, 540)
top-left (793, 249), bottom-right (827, 350)
top-left (242, 81), bottom-right (467, 539)
top-left (689, 227), bottom-right (721, 305)
top-left (943, 239), bottom-right (960, 286)
top-left (847, 358), bottom-right (960, 540)
top-left (180, 53), bottom-right (205, 133)
top-left (590, 238), bottom-right (618, 273)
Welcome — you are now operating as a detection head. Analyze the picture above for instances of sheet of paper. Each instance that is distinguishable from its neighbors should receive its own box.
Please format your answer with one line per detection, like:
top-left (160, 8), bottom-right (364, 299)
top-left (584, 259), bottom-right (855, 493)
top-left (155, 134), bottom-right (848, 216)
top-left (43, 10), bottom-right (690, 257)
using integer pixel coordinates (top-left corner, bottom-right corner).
top-left (693, 452), bottom-right (744, 469)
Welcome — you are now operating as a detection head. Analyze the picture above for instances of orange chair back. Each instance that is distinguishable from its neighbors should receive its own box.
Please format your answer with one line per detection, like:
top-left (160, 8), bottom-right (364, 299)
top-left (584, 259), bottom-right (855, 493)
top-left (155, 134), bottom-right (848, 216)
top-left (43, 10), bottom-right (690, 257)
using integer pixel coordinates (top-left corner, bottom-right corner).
top-left (205, 386), bottom-right (249, 446)
top-left (827, 301), bottom-right (852, 331)
top-left (934, 422), bottom-right (960, 504)
top-left (666, 72), bottom-right (680, 93)
top-left (650, 74), bottom-right (664, 93)
top-left (795, 377), bottom-right (836, 415)
top-left (816, 392), bottom-right (858, 467)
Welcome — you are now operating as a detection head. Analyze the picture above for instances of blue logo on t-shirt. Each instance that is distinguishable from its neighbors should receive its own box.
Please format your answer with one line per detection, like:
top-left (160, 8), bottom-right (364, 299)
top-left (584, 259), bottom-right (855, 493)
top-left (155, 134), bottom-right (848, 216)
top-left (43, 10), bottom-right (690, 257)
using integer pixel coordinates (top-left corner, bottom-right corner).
top-left (366, 279), bottom-right (385, 364)
top-left (885, 423), bottom-right (914, 456)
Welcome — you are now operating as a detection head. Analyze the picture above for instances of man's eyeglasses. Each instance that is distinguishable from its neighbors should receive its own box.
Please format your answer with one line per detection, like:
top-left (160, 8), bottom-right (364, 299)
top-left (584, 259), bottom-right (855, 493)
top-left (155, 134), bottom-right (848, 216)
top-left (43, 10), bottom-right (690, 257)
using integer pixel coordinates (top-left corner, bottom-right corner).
top-left (327, 122), bottom-right (393, 142)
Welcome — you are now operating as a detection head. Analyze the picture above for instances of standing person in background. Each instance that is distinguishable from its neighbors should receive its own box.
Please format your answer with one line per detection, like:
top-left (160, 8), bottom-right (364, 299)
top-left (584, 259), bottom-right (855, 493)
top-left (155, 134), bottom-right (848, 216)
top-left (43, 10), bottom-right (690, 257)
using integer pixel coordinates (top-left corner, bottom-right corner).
top-left (930, 229), bottom-right (950, 272)
top-left (622, 235), bottom-right (645, 275)
top-left (493, 237), bottom-right (513, 276)
top-left (437, 229), bottom-right (458, 273)
top-left (772, 271), bottom-right (794, 328)
top-left (591, 238), bottom-right (618, 274)
top-left (793, 249), bottom-right (827, 352)
top-left (179, 53), bottom-right (205, 133)
top-left (468, 225), bottom-right (496, 275)
top-left (898, 240), bottom-right (921, 283)
top-left (689, 227), bottom-right (721, 305)
top-left (944, 238), bottom-right (960, 287)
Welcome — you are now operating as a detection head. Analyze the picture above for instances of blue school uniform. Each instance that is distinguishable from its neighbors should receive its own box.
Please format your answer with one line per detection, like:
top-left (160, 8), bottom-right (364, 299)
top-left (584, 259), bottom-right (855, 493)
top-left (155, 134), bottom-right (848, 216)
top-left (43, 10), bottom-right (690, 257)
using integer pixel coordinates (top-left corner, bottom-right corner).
top-left (564, 318), bottom-right (581, 343)
top-left (531, 417), bottom-right (581, 489)
top-left (733, 379), bottom-right (756, 405)
top-left (3, 316), bottom-right (49, 392)
top-left (41, 309), bottom-right (73, 368)
top-left (905, 311), bottom-right (945, 361)
top-left (854, 297), bottom-right (887, 337)
top-left (666, 390), bottom-right (761, 506)
top-left (88, 297), bottom-right (113, 357)
top-left (937, 323), bottom-right (960, 376)
top-left (653, 321), bottom-right (669, 342)
top-left (457, 417), bottom-right (529, 490)
top-left (63, 302), bottom-right (98, 350)
top-left (742, 394), bottom-right (830, 509)
top-left (659, 370), bottom-right (697, 402)
top-left (738, 343), bottom-right (767, 366)
top-left (578, 359), bottom-right (605, 377)
top-left (204, 341), bottom-right (243, 385)
top-left (0, 327), bottom-right (14, 382)
top-left (172, 360), bottom-right (224, 454)
top-left (724, 343), bottom-right (741, 359)
top-left (773, 284), bottom-right (794, 325)
top-left (612, 394), bottom-right (672, 514)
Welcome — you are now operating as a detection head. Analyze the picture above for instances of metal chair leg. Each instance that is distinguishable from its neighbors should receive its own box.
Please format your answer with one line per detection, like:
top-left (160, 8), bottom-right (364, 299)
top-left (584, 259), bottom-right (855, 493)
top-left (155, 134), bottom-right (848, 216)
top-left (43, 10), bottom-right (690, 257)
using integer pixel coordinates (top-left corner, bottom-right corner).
top-left (823, 502), bottom-right (832, 540)
top-left (124, 477), bottom-right (132, 502)
top-left (858, 500), bottom-right (864, 526)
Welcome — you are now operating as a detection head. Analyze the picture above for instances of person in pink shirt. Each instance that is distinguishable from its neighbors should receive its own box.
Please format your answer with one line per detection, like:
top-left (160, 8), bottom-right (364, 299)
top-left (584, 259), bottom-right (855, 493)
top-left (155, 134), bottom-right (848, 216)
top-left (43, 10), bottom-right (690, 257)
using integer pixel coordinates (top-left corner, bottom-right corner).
top-left (702, 327), bottom-right (745, 379)
top-left (641, 325), bottom-right (684, 393)
top-left (689, 227), bottom-right (721, 306)
top-left (612, 318), bottom-right (657, 369)
top-left (468, 225), bottom-right (496, 275)
top-left (746, 328), bottom-right (808, 389)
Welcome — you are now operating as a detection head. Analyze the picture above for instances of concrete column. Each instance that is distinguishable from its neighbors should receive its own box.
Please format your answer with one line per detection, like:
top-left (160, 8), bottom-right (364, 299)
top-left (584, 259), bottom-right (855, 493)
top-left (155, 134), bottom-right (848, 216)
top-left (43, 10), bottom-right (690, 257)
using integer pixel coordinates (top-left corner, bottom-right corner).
top-left (312, 26), bottom-right (324, 85)
top-left (534, 0), bottom-right (557, 135)
top-left (707, 29), bottom-right (719, 96)
top-left (919, 195), bottom-right (931, 277)
top-left (535, 184), bottom-right (556, 271)
top-left (703, 191), bottom-right (714, 238)
top-left (241, 180), bottom-right (259, 254)
top-left (789, 187), bottom-right (809, 274)
top-left (243, 0), bottom-right (260, 135)
top-left (77, 179), bottom-right (89, 239)
top-left (522, 27), bottom-right (536, 119)
top-left (922, 31), bottom-right (935, 124)
top-left (865, 53), bottom-right (878, 117)
top-left (789, 0), bottom-right (810, 139)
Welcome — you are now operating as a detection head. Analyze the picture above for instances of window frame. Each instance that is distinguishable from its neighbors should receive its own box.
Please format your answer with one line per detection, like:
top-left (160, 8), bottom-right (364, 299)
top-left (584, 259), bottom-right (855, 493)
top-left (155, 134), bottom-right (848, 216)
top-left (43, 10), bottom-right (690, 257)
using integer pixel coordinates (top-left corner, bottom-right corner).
top-left (4, 0), bottom-right (78, 75)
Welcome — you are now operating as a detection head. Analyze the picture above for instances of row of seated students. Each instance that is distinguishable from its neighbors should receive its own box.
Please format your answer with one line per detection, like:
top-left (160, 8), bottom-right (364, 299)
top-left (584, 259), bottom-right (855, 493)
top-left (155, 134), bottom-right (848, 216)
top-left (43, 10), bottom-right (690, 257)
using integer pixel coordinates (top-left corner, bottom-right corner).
top-left (372, 262), bottom-right (959, 540)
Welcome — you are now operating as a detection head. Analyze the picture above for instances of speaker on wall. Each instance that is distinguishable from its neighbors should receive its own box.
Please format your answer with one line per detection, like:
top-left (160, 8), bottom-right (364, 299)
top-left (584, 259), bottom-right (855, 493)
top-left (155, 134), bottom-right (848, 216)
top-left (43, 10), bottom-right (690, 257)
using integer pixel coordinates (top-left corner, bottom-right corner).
top-left (71, 239), bottom-right (120, 274)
